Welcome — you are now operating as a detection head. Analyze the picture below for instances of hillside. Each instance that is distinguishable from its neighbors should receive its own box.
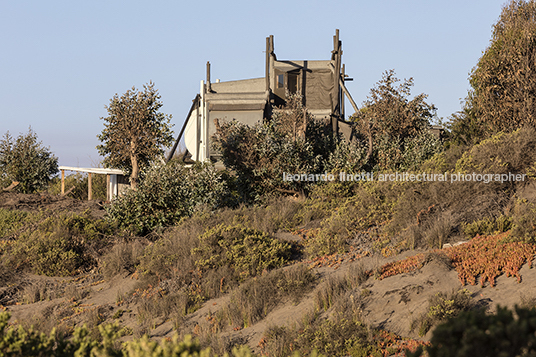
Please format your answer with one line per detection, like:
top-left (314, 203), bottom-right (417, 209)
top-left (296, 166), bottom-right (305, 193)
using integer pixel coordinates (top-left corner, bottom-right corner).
top-left (2, 180), bottom-right (536, 356)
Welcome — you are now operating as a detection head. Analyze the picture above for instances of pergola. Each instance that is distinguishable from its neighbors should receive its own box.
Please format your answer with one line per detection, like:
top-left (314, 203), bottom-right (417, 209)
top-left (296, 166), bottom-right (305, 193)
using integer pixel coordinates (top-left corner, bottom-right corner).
top-left (58, 166), bottom-right (126, 201)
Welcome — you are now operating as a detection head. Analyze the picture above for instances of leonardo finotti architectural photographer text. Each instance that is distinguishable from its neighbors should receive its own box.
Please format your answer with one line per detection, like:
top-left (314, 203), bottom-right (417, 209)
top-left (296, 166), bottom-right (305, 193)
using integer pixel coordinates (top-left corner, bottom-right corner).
top-left (282, 172), bottom-right (527, 183)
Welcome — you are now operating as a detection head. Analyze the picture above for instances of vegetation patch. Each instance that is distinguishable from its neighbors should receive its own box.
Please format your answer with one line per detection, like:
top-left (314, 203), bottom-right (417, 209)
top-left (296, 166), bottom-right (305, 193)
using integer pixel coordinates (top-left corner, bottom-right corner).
top-left (378, 231), bottom-right (536, 287)
top-left (221, 264), bottom-right (316, 328)
top-left (410, 289), bottom-right (475, 337)
top-left (3, 211), bottom-right (112, 276)
top-left (445, 232), bottom-right (536, 286)
top-left (193, 223), bottom-right (292, 281)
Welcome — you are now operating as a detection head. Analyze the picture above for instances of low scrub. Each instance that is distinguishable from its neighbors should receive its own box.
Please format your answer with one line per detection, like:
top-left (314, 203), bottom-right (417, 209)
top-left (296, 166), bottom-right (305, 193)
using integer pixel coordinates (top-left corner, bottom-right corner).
top-left (410, 289), bottom-right (475, 337)
top-left (409, 306), bottom-right (536, 357)
top-left (4, 211), bottom-right (112, 276)
top-left (193, 223), bottom-right (292, 281)
top-left (0, 311), bottom-right (262, 356)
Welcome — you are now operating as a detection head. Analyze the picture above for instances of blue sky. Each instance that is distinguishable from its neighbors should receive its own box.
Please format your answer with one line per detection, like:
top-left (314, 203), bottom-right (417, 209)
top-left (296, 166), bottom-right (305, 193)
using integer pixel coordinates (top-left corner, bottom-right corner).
top-left (1, 1), bottom-right (506, 168)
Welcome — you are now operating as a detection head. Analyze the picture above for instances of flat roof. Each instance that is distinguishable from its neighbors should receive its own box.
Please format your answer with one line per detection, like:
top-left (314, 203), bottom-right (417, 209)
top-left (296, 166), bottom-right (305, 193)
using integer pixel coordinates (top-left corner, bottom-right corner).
top-left (59, 166), bottom-right (125, 175)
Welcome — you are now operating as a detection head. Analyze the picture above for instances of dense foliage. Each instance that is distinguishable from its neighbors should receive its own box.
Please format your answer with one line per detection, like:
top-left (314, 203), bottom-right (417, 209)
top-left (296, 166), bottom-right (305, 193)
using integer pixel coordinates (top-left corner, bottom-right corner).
top-left (0, 311), bottom-right (260, 357)
top-left (105, 161), bottom-right (233, 235)
top-left (193, 223), bottom-right (292, 281)
top-left (212, 94), bottom-right (335, 201)
top-left (97, 82), bottom-right (173, 189)
top-left (0, 210), bottom-right (112, 276)
top-left (0, 128), bottom-right (58, 193)
top-left (409, 306), bottom-right (536, 357)
top-left (469, 0), bottom-right (536, 134)
top-left (352, 69), bottom-right (442, 171)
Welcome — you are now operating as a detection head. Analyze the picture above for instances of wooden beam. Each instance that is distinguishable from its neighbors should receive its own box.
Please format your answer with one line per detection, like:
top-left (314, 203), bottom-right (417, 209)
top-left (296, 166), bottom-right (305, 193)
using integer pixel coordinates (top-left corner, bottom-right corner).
top-left (166, 94), bottom-right (200, 163)
top-left (61, 170), bottom-right (65, 194)
top-left (339, 77), bottom-right (359, 113)
top-left (88, 173), bottom-right (92, 201)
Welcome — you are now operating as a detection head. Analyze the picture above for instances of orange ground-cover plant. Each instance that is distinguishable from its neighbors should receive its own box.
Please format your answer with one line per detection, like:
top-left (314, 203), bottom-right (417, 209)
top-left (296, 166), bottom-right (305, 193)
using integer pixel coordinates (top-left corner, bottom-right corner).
top-left (378, 232), bottom-right (536, 287)
top-left (444, 232), bottom-right (536, 286)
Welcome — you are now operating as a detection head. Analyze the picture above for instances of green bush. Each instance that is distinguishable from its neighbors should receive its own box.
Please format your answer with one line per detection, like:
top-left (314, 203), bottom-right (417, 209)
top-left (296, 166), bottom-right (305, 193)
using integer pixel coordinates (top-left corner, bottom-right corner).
top-left (408, 306), bottom-right (536, 357)
top-left (0, 311), bottom-right (261, 356)
top-left (304, 181), bottom-right (399, 257)
top-left (410, 289), bottom-right (475, 337)
top-left (463, 215), bottom-right (513, 239)
top-left (5, 212), bottom-right (112, 276)
top-left (0, 128), bottom-right (58, 193)
top-left (106, 161), bottom-right (234, 235)
top-left (192, 223), bottom-right (292, 281)
top-left (0, 208), bottom-right (37, 239)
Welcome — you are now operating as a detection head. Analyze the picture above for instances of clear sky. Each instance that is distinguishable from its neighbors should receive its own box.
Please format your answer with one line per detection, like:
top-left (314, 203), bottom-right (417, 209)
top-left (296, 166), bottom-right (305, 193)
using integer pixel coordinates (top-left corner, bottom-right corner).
top-left (1, 0), bottom-right (506, 168)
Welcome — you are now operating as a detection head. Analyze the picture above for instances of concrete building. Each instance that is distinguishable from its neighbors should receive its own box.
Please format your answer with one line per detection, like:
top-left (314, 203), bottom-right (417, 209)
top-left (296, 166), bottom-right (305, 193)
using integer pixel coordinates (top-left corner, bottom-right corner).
top-left (167, 30), bottom-right (359, 163)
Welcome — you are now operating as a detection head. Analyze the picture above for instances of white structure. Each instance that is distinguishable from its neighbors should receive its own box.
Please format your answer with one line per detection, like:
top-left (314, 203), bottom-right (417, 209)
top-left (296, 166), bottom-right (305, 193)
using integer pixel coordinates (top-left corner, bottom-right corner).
top-left (58, 166), bottom-right (127, 201)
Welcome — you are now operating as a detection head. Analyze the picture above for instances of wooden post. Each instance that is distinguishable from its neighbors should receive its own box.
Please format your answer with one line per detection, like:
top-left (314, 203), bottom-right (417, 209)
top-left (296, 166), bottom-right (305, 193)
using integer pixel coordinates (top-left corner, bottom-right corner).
top-left (88, 173), bottom-right (92, 201)
top-left (266, 37), bottom-right (270, 92)
top-left (106, 174), bottom-right (110, 201)
top-left (61, 170), bottom-right (65, 195)
top-left (206, 61), bottom-right (212, 93)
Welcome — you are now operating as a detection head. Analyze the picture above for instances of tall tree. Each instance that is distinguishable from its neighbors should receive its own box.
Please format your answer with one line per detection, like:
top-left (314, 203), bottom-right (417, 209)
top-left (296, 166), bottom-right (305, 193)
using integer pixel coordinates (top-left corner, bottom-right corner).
top-left (97, 82), bottom-right (173, 189)
top-left (469, 0), bottom-right (536, 133)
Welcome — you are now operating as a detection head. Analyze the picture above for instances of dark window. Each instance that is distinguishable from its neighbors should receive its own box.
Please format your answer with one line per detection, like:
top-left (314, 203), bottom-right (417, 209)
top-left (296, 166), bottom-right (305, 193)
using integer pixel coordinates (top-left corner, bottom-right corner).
top-left (288, 73), bottom-right (298, 94)
top-left (277, 74), bottom-right (284, 88)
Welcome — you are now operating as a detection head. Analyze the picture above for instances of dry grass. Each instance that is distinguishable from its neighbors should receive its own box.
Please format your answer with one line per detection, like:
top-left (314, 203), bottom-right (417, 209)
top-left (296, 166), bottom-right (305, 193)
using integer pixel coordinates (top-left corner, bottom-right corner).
top-left (221, 264), bottom-right (316, 328)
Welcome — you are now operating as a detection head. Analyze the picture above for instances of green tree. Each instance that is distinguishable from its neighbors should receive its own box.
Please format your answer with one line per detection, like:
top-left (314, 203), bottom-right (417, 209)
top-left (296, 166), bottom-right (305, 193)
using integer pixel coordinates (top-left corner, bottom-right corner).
top-left (212, 94), bottom-right (334, 201)
top-left (469, 0), bottom-right (536, 133)
top-left (352, 70), bottom-right (440, 171)
top-left (0, 128), bottom-right (58, 193)
top-left (97, 82), bottom-right (173, 189)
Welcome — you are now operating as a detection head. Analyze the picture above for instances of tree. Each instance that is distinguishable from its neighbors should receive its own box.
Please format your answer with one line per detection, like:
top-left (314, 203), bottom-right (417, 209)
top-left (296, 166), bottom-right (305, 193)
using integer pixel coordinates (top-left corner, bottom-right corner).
top-left (212, 94), bottom-right (334, 201)
top-left (352, 70), bottom-right (440, 171)
top-left (0, 128), bottom-right (58, 193)
top-left (469, 0), bottom-right (536, 133)
top-left (97, 82), bottom-right (173, 189)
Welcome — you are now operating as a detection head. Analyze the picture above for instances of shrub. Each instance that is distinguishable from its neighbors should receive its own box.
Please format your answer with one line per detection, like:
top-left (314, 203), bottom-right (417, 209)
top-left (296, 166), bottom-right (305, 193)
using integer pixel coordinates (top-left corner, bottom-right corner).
top-left (192, 223), bottom-right (292, 281)
top-left (0, 128), bottom-right (58, 193)
top-left (463, 214), bottom-right (513, 239)
top-left (410, 289), bottom-right (475, 337)
top-left (408, 306), bottom-right (536, 357)
top-left (106, 161), bottom-right (234, 235)
top-left (304, 181), bottom-right (400, 257)
top-left (0, 310), bottom-right (259, 356)
top-left (5, 212), bottom-right (112, 276)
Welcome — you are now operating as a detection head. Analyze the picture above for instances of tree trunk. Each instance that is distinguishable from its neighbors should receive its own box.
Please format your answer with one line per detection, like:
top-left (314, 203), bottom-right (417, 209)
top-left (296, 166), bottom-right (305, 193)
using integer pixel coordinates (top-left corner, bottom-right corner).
top-left (130, 140), bottom-right (139, 190)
